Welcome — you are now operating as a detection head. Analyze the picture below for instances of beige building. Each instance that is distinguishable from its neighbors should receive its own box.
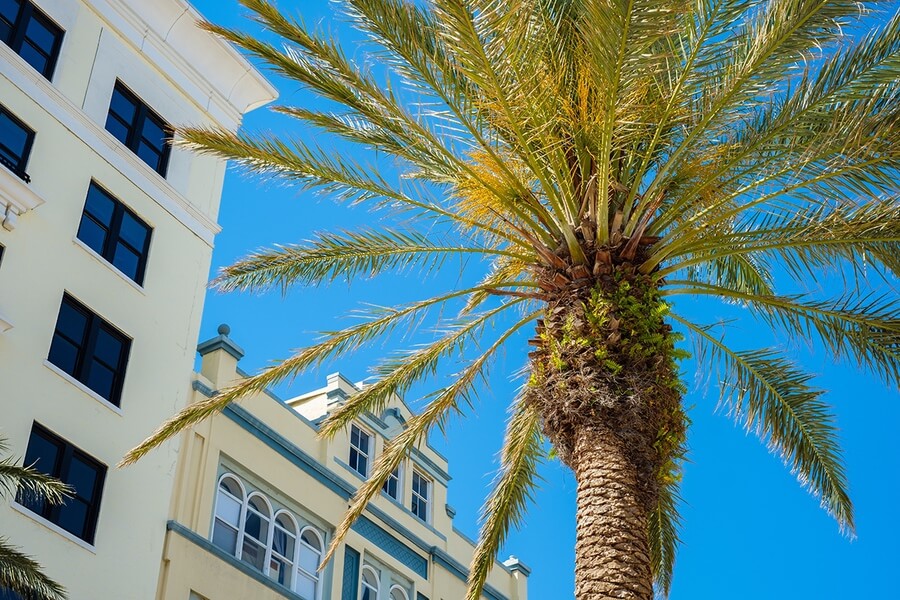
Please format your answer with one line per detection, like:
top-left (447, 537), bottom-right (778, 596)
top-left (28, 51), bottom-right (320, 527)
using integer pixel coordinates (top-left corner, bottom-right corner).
top-left (159, 326), bottom-right (530, 600)
top-left (0, 0), bottom-right (274, 598)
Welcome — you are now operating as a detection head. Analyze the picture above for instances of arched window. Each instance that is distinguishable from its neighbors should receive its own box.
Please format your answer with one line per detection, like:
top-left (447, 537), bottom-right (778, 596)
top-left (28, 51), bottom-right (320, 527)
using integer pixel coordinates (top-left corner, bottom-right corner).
top-left (241, 493), bottom-right (271, 571)
top-left (389, 585), bottom-right (409, 600)
top-left (212, 474), bottom-right (244, 555)
top-left (270, 511), bottom-right (297, 586)
top-left (296, 527), bottom-right (323, 599)
top-left (360, 565), bottom-right (380, 600)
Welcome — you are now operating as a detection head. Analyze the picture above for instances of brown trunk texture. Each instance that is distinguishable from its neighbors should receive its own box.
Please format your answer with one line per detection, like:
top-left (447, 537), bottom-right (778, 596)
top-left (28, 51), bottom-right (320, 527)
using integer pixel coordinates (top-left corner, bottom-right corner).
top-left (573, 424), bottom-right (653, 600)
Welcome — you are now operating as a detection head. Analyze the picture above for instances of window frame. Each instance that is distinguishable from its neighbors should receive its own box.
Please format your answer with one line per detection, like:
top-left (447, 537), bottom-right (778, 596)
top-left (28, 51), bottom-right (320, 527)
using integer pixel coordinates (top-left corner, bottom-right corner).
top-left (389, 585), bottom-right (410, 600)
top-left (382, 462), bottom-right (401, 501)
top-left (360, 565), bottom-right (380, 600)
top-left (47, 293), bottom-right (132, 406)
top-left (410, 470), bottom-right (431, 524)
top-left (269, 510), bottom-right (298, 587)
top-left (212, 474), bottom-right (246, 556)
top-left (15, 423), bottom-right (106, 544)
top-left (296, 526), bottom-right (323, 600)
top-left (104, 81), bottom-right (172, 176)
top-left (76, 181), bottom-right (152, 285)
top-left (0, 104), bottom-right (34, 182)
top-left (0, 0), bottom-right (64, 80)
top-left (349, 424), bottom-right (372, 478)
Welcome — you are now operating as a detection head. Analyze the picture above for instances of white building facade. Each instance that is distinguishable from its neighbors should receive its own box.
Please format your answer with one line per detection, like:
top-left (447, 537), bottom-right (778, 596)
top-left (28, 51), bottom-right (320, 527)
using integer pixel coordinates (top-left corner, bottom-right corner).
top-left (0, 1), bottom-right (274, 598)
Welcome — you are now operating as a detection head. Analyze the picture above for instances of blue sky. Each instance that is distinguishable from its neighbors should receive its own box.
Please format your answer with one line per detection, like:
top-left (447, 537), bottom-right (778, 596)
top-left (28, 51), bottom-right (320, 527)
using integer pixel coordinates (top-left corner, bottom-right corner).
top-left (189, 1), bottom-right (900, 597)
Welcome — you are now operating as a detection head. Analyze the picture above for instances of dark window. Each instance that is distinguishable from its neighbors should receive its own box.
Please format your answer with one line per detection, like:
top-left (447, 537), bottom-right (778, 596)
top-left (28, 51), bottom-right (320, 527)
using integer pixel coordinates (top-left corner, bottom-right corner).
top-left (0, 0), bottom-right (63, 79)
top-left (349, 424), bottom-right (371, 478)
top-left (16, 423), bottom-right (106, 544)
top-left (0, 104), bottom-right (34, 182)
top-left (382, 465), bottom-right (399, 500)
top-left (48, 294), bottom-right (131, 406)
top-left (77, 183), bottom-right (152, 285)
top-left (0, 244), bottom-right (4, 269)
top-left (104, 82), bottom-right (171, 176)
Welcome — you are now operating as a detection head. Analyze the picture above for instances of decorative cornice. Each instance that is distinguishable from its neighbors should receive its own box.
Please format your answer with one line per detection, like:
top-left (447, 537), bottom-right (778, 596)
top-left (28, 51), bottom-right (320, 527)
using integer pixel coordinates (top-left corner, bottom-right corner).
top-left (0, 165), bottom-right (45, 230)
top-left (196, 333), bottom-right (245, 360)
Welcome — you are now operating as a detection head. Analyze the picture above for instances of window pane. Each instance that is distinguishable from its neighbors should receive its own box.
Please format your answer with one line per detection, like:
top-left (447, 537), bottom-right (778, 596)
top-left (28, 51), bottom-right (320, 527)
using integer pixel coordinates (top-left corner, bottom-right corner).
top-left (66, 456), bottom-right (99, 501)
top-left (77, 215), bottom-right (108, 255)
top-left (17, 40), bottom-right (48, 76)
top-left (0, 0), bottom-right (19, 24)
top-left (0, 112), bottom-right (29, 163)
top-left (0, 20), bottom-right (11, 43)
top-left (108, 88), bottom-right (136, 123)
top-left (298, 546), bottom-right (319, 573)
top-left (273, 527), bottom-right (295, 558)
top-left (212, 521), bottom-right (238, 554)
top-left (93, 328), bottom-right (124, 367)
top-left (111, 244), bottom-right (138, 280)
top-left (244, 511), bottom-right (267, 541)
top-left (137, 141), bottom-right (161, 170)
top-left (85, 360), bottom-right (115, 399)
top-left (295, 573), bottom-right (316, 599)
top-left (54, 300), bottom-right (87, 344)
top-left (24, 16), bottom-right (56, 52)
top-left (56, 497), bottom-right (89, 538)
top-left (84, 186), bottom-right (115, 224)
top-left (216, 491), bottom-right (241, 525)
top-left (241, 538), bottom-right (265, 571)
top-left (104, 114), bottom-right (130, 144)
top-left (140, 117), bottom-right (166, 150)
top-left (48, 336), bottom-right (79, 375)
top-left (119, 211), bottom-right (148, 249)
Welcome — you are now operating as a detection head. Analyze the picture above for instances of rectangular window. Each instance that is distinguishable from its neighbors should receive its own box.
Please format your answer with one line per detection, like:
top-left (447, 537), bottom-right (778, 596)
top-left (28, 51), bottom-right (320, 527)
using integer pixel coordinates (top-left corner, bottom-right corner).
top-left (0, 0), bottom-right (63, 79)
top-left (105, 82), bottom-right (172, 176)
top-left (16, 423), bottom-right (106, 544)
top-left (348, 424), bottom-right (371, 478)
top-left (411, 471), bottom-right (430, 523)
top-left (382, 464), bottom-right (400, 500)
top-left (77, 182), bottom-right (152, 285)
top-left (0, 104), bottom-right (34, 182)
top-left (47, 294), bottom-right (131, 406)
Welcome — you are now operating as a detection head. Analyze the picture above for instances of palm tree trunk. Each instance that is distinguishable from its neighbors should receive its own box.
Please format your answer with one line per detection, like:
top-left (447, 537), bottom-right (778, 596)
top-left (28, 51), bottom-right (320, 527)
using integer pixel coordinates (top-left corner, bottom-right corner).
top-left (573, 424), bottom-right (653, 600)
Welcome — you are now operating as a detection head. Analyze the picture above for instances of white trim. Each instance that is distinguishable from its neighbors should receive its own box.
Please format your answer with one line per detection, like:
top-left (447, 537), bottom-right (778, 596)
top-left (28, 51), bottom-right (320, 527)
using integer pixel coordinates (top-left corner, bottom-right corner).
top-left (349, 423), bottom-right (373, 478)
top-left (0, 43), bottom-right (221, 246)
top-left (10, 500), bottom-right (97, 553)
top-left (0, 165), bottom-right (45, 230)
top-left (72, 237), bottom-right (147, 295)
top-left (410, 470), bottom-right (431, 525)
top-left (360, 565), bottom-right (380, 600)
top-left (389, 585), bottom-right (410, 600)
top-left (296, 526), bottom-right (323, 600)
top-left (43, 360), bottom-right (124, 416)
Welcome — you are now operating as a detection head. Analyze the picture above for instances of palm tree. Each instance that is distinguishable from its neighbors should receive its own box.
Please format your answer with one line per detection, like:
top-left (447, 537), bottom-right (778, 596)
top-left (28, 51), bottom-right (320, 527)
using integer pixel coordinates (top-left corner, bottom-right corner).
top-left (123, 0), bottom-right (900, 597)
top-left (0, 437), bottom-right (70, 600)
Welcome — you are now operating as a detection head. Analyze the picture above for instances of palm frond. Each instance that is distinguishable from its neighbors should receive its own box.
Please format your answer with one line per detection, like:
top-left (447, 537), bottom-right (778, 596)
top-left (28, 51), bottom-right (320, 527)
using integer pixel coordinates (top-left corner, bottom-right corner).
top-left (665, 284), bottom-right (900, 385)
top-left (0, 437), bottom-right (72, 506)
top-left (0, 539), bottom-right (67, 600)
top-left (122, 287), bottom-right (522, 466)
top-left (467, 398), bottom-right (543, 600)
top-left (213, 228), bottom-right (527, 293)
top-left (319, 309), bottom-right (541, 566)
top-left (673, 315), bottom-right (853, 533)
top-left (648, 460), bottom-right (683, 597)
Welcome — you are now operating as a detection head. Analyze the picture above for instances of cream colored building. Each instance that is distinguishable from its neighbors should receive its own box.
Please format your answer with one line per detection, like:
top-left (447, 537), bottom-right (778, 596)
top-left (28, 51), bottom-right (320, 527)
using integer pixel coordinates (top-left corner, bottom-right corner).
top-left (0, 0), bottom-right (274, 598)
top-left (159, 327), bottom-right (530, 600)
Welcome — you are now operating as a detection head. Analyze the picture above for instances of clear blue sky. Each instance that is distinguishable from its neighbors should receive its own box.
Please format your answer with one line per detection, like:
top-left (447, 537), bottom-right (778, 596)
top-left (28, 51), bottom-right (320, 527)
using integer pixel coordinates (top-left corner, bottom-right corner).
top-left (190, 2), bottom-right (899, 597)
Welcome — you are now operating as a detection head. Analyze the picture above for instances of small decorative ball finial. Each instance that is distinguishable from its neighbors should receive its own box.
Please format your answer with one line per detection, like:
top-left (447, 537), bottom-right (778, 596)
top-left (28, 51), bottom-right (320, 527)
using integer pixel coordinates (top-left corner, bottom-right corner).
top-left (217, 323), bottom-right (231, 336)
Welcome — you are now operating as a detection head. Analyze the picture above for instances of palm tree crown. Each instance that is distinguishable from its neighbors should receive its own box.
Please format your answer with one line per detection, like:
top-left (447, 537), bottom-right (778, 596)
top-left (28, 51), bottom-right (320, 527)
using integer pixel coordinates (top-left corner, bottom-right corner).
top-left (124, 0), bottom-right (899, 597)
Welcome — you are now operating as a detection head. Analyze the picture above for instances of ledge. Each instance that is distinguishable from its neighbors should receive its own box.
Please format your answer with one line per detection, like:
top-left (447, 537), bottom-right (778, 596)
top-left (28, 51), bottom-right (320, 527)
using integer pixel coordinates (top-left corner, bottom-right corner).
top-left (10, 501), bottom-right (97, 553)
top-left (43, 360), bottom-right (124, 417)
top-left (0, 164), bottom-right (46, 230)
